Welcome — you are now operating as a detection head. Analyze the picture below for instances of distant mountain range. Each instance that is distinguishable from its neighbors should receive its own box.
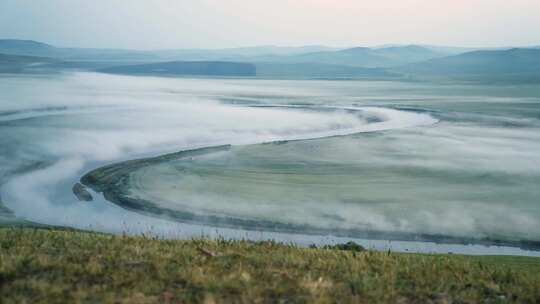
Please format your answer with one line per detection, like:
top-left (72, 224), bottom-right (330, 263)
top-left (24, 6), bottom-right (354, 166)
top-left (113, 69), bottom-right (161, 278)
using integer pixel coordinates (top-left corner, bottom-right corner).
top-left (249, 45), bottom-right (447, 68)
top-left (1, 39), bottom-right (540, 82)
top-left (0, 39), bottom-right (338, 62)
top-left (398, 48), bottom-right (540, 83)
top-left (0, 39), bottom-right (450, 66)
top-left (150, 45), bottom-right (341, 61)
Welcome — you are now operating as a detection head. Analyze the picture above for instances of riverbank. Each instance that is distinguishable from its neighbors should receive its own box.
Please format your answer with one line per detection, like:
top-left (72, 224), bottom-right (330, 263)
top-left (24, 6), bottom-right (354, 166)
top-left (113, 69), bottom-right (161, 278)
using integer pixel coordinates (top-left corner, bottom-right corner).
top-left (1, 228), bottom-right (539, 303)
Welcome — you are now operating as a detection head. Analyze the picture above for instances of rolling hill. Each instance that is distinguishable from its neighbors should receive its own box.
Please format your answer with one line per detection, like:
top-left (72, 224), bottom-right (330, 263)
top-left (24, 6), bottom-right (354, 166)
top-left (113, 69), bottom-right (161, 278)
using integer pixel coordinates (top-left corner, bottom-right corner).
top-left (0, 39), bottom-right (450, 68)
top-left (2, 39), bottom-right (540, 82)
top-left (249, 45), bottom-right (447, 68)
top-left (0, 53), bottom-right (58, 73)
top-left (0, 39), bottom-right (338, 63)
top-left (398, 48), bottom-right (540, 82)
top-left (255, 62), bottom-right (400, 79)
top-left (0, 39), bottom-right (55, 56)
top-left (0, 39), bottom-right (156, 61)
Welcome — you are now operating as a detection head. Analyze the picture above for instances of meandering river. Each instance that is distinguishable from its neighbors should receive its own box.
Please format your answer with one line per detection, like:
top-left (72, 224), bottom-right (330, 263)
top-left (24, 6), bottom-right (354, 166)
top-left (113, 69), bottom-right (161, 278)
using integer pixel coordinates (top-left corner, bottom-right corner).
top-left (1, 72), bottom-right (540, 255)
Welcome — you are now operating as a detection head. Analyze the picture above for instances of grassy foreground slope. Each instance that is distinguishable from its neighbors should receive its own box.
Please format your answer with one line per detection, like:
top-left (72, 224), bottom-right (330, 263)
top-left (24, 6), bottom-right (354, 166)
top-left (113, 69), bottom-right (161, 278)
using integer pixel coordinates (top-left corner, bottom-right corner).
top-left (1, 229), bottom-right (539, 303)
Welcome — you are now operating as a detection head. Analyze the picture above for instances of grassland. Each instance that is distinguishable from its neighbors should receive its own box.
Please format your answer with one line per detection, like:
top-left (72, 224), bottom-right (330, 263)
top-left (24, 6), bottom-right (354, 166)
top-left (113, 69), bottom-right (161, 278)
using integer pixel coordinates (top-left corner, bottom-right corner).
top-left (1, 228), bottom-right (539, 303)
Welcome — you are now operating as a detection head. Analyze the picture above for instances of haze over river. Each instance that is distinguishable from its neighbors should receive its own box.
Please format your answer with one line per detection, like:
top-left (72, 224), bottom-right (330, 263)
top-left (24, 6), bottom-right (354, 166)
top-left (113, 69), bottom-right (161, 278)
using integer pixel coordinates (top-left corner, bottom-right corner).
top-left (1, 72), bottom-right (539, 254)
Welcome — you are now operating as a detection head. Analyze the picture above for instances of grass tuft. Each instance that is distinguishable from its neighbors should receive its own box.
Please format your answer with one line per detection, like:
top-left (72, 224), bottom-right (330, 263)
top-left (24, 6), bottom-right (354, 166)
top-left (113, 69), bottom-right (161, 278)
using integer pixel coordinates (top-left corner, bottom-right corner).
top-left (1, 228), bottom-right (539, 303)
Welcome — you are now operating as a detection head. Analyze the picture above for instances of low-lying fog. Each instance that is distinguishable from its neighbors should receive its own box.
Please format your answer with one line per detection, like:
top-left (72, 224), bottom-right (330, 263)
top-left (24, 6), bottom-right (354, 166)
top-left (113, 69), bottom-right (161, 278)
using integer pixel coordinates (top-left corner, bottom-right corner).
top-left (1, 72), bottom-right (539, 253)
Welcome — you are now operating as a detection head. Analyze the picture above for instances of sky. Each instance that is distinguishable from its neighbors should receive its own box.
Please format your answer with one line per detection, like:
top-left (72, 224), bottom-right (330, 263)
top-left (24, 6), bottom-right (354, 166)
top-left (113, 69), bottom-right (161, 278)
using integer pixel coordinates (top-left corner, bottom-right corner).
top-left (1, 0), bottom-right (539, 49)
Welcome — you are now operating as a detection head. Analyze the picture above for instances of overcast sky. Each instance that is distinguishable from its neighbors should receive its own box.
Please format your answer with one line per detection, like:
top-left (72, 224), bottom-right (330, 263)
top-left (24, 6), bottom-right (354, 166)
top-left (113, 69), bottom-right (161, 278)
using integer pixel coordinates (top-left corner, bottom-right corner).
top-left (1, 0), bottom-right (539, 49)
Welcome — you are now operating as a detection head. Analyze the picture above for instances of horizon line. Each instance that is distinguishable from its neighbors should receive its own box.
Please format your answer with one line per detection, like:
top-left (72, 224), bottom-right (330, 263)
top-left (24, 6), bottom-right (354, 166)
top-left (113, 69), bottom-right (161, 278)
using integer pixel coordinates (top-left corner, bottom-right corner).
top-left (1, 38), bottom-right (539, 52)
